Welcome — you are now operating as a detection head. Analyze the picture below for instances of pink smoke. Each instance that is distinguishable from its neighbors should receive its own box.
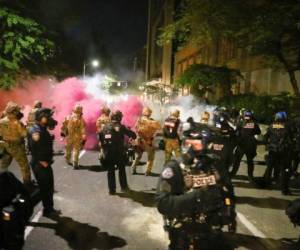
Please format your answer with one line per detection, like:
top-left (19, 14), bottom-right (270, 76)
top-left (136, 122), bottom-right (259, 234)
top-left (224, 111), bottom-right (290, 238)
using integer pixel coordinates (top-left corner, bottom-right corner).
top-left (0, 77), bottom-right (143, 150)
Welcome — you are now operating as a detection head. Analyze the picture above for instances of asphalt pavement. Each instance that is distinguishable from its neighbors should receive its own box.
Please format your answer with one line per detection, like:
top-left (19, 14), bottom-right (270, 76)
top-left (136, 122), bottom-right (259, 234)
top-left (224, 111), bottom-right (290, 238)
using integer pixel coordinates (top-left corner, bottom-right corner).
top-left (6, 143), bottom-right (300, 250)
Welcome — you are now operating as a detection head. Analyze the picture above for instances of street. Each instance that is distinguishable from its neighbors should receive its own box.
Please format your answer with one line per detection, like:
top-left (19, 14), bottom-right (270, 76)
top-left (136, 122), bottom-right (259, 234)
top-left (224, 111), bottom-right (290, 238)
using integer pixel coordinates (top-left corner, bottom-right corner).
top-left (6, 144), bottom-right (300, 250)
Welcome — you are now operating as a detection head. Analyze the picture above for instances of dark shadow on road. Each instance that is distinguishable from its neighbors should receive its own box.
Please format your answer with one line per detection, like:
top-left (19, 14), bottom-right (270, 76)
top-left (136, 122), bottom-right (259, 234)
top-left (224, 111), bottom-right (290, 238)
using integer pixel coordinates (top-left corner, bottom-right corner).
top-left (116, 189), bottom-right (156, 207)
top-left (236, 196), bottom-right (291, 210)
top-left (232, 180), bottom-right (277, 191)
top-left (29, 215), bottom-right (127, 250)
top-left (224, 232), bottom-right (299, 250)
top-left (74, 165), bottom-right (107, 172)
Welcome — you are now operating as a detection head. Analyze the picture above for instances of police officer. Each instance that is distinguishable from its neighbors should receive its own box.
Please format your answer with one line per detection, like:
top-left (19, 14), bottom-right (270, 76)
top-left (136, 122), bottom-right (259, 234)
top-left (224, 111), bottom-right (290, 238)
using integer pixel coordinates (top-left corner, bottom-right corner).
top-left (96, 106), bottom-right (111, 133)
top-left (200, 111), bottom-right (210, 125)
top-left (290, 115), bottom-right (300, 177)
top-left (28, 108), bottom-right (58, 216)
top-left (26, 100), bottom-right (42, 129)
top-left (96, 106), bottom-right (111, 162)
top-left (131, 107), bottom-right (161, 176)
top-left (263, 111), bottom-right (293, 195)
top-left (0, 102), bottom-right (32, 185)
top-left (163, 109), bottom-right (181, 164)
top-left (211, 113), bottom-right (235, 172)
top-left (99, 110), bottom-right (136, 195)
top-left (61, 104), bottom-right (87, 169)
top-left (231, 110), bottom-right (261, 180)
top-left (0, 169), bottom-right (33, 250)
top-left (156, 128), bottom-right (236, 250)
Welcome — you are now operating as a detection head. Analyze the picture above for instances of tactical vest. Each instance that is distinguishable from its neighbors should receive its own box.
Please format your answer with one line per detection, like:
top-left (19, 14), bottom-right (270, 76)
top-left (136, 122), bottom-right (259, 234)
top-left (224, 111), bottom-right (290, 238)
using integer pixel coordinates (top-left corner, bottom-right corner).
top-left (163, 117), bottom-right (180, 139)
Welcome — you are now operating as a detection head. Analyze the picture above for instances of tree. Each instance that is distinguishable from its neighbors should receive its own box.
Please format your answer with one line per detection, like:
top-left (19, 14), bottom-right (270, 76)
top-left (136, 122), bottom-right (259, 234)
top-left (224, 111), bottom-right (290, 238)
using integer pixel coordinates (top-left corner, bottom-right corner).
top-left (176, 64), bottom-right (241, 98)
top-left (159, 0), bottom-right (300, 96)
top-left (0, 6), bottom-right (55, 89)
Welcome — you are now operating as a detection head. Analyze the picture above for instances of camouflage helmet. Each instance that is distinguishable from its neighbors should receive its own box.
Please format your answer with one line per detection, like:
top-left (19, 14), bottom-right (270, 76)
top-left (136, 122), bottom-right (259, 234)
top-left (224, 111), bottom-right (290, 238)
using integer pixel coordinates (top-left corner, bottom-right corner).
top-left (4, 102), bottom-right (21, 115)
top-left (142, 106), bottom-right (152, 117)
top-left (73, 104), bottom-right (83, 115)
top-left (171, 109), bottom-right (180, 118)
top-left (33, 100), bottom-right (42, 109)
top-left (201, 111), bottom-right (210, 121)
top-left (101, 105), bottom-right (111, 116)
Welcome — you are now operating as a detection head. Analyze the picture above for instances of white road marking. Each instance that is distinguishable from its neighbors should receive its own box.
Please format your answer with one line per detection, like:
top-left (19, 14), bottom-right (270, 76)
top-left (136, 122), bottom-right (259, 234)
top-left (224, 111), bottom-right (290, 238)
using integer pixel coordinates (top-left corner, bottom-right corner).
top-left (24, 150), bottom-right (87, 240)
top-left (24, 209), bottom-right (43, 239)
top-left (237, 211), bottom-right (266, 238)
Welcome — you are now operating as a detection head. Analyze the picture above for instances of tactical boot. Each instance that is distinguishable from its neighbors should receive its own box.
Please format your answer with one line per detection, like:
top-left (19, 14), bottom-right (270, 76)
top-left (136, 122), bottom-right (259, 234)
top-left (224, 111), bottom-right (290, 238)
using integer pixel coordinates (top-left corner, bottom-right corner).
top-left (131, 166), bottom-right (137, 175)
top-left (73, 162), bottom-right (79, 170)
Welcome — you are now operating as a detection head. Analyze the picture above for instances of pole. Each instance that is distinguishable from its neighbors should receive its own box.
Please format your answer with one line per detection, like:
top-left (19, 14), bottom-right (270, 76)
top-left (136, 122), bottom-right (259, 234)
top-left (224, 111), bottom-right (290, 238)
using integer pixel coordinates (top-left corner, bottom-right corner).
top-left (145, 0), bottom-right (152, 81)
top-left (83, 61), bottom-right (86, 79)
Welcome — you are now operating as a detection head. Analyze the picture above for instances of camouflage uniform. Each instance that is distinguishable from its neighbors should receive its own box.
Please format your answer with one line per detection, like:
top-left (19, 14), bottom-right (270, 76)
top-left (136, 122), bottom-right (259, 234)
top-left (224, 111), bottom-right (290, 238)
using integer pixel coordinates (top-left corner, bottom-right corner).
top-left (163, 110), bottom-right (181, 163)
top-left (62, 105), bottom-right (86, 168)
top-left (27, 100), bottom-right (42, 130)
top-left (132, 107), bottom-right (161, 175)
top-left (0, 102), bottom-right (31, 183)
top-left (96, 106), bottom-right (111, 161)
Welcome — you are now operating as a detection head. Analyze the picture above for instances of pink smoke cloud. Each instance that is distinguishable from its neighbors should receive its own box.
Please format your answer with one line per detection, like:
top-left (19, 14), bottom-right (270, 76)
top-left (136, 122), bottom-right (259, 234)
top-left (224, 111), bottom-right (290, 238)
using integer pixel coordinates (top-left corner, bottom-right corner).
top-left (0, 77), bottom-right (143, 150)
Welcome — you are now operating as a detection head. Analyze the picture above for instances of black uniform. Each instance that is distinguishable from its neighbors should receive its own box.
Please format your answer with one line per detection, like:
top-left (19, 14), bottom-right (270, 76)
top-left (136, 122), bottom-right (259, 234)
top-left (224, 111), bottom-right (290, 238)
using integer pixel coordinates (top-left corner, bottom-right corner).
top-left (99, 122), bottom-right (136, 194)
top-left (0, 171), bottom-right (33, 250)
top-left (263, 121), bottom-right (293, 194)
top-left (156, 157), bottom-right (235, 250)
top-left (28, 124), bottom-right (55, 215)
top-left (211, 121), bottom-right (235, 172)
top-left (231, 119), bottom-right (261, 179)
top-left (291, 117), bottom-right (300, 176)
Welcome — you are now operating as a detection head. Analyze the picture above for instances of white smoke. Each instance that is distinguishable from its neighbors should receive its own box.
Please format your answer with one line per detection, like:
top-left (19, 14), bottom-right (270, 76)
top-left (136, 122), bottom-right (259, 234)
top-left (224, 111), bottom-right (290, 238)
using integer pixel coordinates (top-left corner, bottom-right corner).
top-left (146, 95), bottom-right (216, 124)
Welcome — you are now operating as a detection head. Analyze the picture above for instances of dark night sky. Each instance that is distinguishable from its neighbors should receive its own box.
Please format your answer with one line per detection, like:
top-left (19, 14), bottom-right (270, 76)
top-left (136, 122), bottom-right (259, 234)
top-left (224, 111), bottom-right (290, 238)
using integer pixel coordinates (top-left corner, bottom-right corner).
top-left (28, 0), bottom-right (149, 76)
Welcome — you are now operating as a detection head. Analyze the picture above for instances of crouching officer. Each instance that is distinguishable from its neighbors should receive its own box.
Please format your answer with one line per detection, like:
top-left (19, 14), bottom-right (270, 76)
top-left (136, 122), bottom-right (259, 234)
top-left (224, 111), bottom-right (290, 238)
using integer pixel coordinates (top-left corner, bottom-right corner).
top-left (99, 110), bottom-right (136, 195)
top-left (163, 109), bottom-right (181, 164)
top-left (0, 169), bottom-right (33, 250)
top-left (28, 108), bottom-right (58, 217)
top-left (156, 128), bottom-right (236, 250)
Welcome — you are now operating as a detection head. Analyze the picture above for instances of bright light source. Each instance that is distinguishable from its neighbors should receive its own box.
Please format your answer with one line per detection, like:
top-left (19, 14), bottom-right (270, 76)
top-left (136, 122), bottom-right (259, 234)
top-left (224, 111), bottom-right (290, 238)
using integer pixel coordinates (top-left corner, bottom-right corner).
top-left (91, 60), bottom-right (99, 67)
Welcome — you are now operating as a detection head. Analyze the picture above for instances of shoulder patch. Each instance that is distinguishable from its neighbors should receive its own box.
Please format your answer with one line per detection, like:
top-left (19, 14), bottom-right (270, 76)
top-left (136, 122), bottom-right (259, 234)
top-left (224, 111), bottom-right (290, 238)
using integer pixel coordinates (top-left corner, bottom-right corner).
top-left (162, 167), bottom-right (174, 179)
top-left (32, 132), bottom-right (40, 141)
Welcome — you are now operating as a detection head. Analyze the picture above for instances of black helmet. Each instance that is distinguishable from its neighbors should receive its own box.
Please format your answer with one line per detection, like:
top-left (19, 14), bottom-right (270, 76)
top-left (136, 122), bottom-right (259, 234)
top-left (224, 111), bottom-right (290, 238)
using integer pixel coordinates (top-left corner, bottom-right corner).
top-left (35, 108), bottom-right (57, 129)
top-left (111, 110), bottom-right (123, 122)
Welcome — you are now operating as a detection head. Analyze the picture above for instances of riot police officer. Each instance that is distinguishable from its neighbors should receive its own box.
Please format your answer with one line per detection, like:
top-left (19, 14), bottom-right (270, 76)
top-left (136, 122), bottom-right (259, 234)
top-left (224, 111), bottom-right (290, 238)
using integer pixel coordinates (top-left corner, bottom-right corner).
top-left (231, 110), bottom-right (261, 180)
top-left (163, 109), bottom-right (181, 164)
top-left (0, 169), bottom-right (33, 250)
top-left (99, 110), bottom-right (136, 195)
top-left (156, 127), bottom-right (236, 250)
top-left (211, 113), bottom-right (235, 172)
top-left (28, 108), bottom-right (58, 216)
top-left (263, 111), bottom-right (293, 195)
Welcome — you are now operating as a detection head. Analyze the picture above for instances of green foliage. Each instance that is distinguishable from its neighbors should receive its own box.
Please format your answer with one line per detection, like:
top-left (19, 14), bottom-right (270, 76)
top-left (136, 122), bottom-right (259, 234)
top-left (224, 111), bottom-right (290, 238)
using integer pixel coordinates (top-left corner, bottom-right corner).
top-left (218, 93), bottom-right (300, 124)
top-left (0, 6), bottom-right (55, 89)
top-left (160, 0), bottom-right (300, 95)
top-left (176, 64), bottom-right (241, 97)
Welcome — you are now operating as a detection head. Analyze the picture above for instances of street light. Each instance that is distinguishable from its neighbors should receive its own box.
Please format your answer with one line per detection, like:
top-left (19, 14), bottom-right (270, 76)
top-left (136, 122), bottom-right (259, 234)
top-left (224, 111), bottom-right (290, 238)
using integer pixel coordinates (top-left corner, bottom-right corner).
top-left (83, 59), bottom-right (99, 78)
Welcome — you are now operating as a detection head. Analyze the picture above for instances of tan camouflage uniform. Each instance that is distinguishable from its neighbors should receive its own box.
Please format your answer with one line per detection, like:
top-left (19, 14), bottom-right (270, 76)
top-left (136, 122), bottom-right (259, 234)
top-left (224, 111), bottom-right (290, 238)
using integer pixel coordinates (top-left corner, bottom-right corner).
top-left (0, 102), bottom-right (31, 183)
top-left (164, 110), bottom-right (181, 163)
top-left (27, 100), bottom-right (42, 130)
top-left (96, 106), bottom-right (111, 161)
top-left (63, 105), bottom-right (86, 168)
top-left (132, 107), bottom-right (161, 175)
